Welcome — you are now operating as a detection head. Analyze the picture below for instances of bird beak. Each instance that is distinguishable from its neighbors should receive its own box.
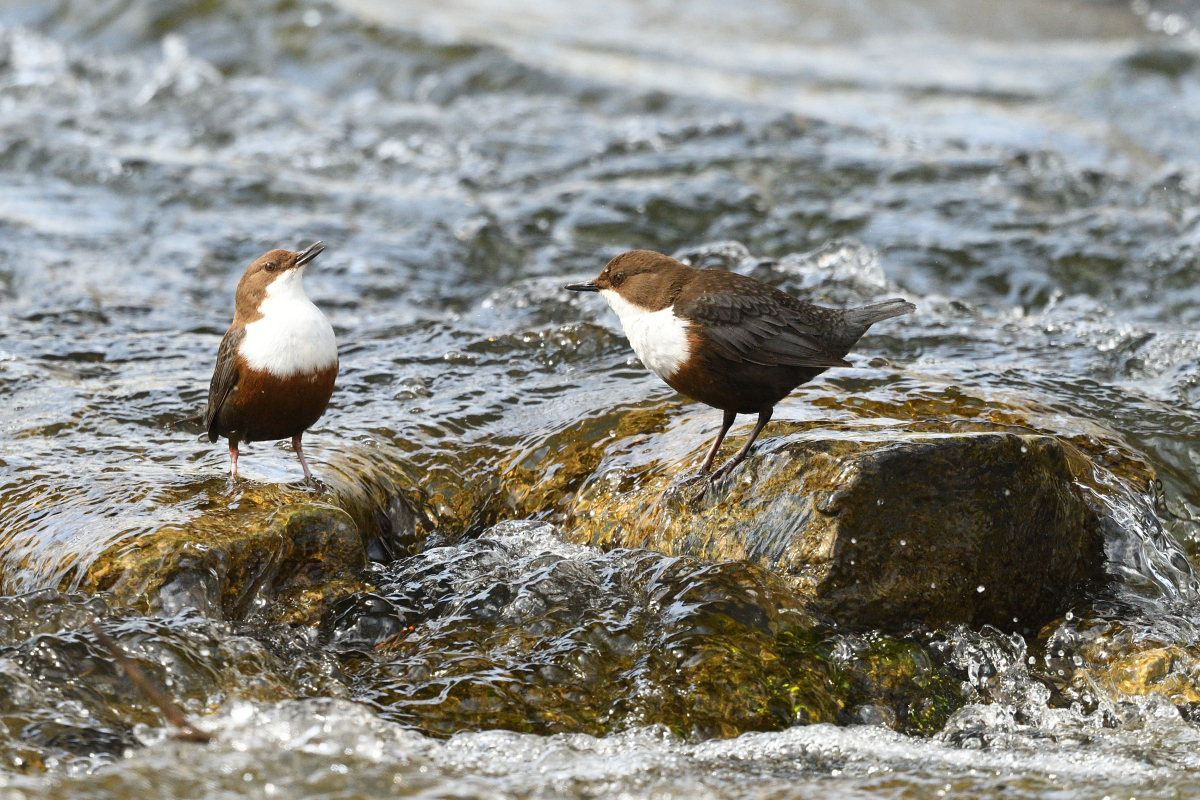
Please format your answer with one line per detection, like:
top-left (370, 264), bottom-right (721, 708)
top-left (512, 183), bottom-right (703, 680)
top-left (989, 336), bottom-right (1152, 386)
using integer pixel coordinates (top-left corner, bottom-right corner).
top-left (564, 280), bottom-right (600, 292)
top-left (295, 241), bottom-right (325, 267)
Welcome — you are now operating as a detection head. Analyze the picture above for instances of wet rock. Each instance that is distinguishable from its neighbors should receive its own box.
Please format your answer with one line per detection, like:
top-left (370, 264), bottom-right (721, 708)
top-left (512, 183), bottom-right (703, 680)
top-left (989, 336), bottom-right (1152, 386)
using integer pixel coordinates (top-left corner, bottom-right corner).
top-left (1040, 616), bottom-right (1200, 711)
top-left (838, 636), bottom-right (964, 734)
top-left (1097, 647), bottom-right (1200, 705)
top-left (324, 521), bottom-right (964, 739)
top-left (0, 593), bottom-right (350, 771)
top-left (79, 502), bottom-right (369, 625)
top-left (569, 428), bottom-right (1110, 633)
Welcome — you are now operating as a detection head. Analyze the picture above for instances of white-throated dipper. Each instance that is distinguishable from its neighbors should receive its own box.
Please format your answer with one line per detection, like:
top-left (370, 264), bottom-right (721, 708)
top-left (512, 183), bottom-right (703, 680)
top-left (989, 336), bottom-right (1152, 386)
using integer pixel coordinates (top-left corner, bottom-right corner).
top-left (204, 242), bottom-right (338, 480)
top-left (566, 250), bottom-right (914, 481)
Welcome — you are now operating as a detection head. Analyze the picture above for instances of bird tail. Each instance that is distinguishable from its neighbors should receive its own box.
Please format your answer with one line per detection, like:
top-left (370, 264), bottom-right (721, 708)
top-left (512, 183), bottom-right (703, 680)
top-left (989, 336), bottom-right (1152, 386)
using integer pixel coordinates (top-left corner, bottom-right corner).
top-left (841, 298), bottom-right (915, 328)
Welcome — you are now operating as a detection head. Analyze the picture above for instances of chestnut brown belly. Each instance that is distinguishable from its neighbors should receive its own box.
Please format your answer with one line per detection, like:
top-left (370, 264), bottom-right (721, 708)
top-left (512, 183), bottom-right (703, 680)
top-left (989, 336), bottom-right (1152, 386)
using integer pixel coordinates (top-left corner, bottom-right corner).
top-left (665, 352), bottom-right (826, 414)
top-left (222, 363), bottom-right (337, 443)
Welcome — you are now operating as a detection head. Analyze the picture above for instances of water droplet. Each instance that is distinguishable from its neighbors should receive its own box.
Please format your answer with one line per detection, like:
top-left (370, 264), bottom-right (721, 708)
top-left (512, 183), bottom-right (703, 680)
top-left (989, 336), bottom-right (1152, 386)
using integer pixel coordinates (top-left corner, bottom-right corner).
top-left (1021, 445), bottom-right (1028, 453)
top-left (877, 498), bottom-right (884, 505)
top-left (976, 585), bottom-right (985, 593)
top-left (303, 9), bottom-right (323, 27)
top-left (899, 539), bottom-right (906, 546)
top-left (850, 538), bottom-right (857, 544)
top-left (1003, 489), bottom-right (1011, 496)
top-left (1065, 611), bottom-right (1074, 620)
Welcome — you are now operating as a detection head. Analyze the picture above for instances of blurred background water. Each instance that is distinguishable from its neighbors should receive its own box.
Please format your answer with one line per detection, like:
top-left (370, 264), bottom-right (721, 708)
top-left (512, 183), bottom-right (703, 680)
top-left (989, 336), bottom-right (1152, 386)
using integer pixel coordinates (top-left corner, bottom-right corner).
top-left (2, 0), bottom-right (1200, 797)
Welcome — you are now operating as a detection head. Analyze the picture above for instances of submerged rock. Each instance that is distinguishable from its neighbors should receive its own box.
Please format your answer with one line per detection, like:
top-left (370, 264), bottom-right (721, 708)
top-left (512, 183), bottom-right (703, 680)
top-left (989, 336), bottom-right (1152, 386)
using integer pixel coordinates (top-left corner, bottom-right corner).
top-left (322, 521), bottom-right (964, 739)
top-left (0, 591), bottom-right (349, 772)
top-left (1097, 647), bottom-right (1200, 705)
top-left (569, 426), bottom-right (1120, 633)
top-left (1040, 615), bottom-right (1200, 712)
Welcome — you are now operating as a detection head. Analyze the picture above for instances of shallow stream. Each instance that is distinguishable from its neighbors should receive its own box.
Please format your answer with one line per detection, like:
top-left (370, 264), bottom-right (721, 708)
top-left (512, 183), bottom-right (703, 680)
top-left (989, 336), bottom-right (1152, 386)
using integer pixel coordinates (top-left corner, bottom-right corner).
top-left (4, 0), bottom-right (1200, 797)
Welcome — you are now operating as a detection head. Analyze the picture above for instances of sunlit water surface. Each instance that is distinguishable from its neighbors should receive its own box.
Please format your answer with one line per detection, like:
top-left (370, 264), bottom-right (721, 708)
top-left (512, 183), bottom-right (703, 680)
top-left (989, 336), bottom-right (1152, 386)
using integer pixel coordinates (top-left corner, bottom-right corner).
top-left (3, 0), bottom-right (1200, 796)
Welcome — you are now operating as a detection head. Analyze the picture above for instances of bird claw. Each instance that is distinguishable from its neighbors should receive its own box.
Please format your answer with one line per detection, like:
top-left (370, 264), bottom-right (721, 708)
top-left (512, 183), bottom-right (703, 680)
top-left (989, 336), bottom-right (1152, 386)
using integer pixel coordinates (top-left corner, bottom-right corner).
top-left (692, 458), bottom-right (745, 501)
top-left (708, 463), bottom-right (736, 484)
top-left (685, 468), bottom-right (732, 502)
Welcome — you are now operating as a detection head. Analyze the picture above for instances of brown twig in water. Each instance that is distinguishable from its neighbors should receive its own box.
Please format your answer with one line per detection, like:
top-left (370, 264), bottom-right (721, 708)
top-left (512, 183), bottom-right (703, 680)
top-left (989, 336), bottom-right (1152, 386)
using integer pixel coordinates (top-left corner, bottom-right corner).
top-left (90, 622), bottom-right (212, 743)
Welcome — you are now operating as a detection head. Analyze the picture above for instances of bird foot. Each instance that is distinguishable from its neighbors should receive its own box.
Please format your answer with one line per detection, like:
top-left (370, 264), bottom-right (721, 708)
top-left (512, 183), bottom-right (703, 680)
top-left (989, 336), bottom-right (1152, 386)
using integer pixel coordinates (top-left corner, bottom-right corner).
top-left (691, 457), bottom-right (747, 499)
top-left (708, 460), bottom-right (739, 485)
top-left (298, 475), bottom-right (324, 492)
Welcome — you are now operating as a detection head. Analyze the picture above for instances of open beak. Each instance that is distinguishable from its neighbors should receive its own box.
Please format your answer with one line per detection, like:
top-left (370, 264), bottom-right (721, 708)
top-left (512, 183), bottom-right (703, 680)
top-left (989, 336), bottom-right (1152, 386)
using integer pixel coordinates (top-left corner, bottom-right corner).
top-left (564, 280), bottom-right (600, 292)
top-left (295, 241), bottom-right (325, 267)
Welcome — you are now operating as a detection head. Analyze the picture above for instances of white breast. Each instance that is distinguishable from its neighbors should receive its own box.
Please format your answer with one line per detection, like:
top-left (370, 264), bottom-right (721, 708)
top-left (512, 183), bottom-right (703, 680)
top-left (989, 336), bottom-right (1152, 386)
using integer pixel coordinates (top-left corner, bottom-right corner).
top-left (600, 289), bottom-right (691, 381)
top-left (239, 267), bottom-right (338, 377)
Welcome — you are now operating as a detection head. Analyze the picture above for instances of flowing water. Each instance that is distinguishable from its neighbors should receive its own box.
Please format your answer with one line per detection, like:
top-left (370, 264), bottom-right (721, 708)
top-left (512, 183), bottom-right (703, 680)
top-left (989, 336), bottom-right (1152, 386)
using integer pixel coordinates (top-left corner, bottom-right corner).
top-left (3, 0), bottom-right (1200, 796)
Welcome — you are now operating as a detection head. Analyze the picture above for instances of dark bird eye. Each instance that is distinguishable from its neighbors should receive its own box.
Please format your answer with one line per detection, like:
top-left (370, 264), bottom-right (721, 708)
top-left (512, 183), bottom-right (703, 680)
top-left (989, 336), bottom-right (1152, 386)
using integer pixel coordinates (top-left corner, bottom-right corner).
top-left (612, 272), bottom-right (626, 286)
top-left (263, 262), bottom-right (278, 272)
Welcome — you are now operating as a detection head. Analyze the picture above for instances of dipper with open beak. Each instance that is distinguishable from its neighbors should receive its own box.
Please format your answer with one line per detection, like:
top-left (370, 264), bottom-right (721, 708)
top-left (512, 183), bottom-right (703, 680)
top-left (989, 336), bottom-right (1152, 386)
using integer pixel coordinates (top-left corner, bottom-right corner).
top-left (204, 242), bottom-right (338, 480)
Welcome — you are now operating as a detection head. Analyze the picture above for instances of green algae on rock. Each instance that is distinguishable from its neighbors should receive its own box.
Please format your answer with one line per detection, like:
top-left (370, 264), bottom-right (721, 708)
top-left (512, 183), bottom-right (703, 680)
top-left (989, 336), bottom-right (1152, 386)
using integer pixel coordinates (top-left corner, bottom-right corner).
top-left (321, 521), bottom-right (964, 739)
top-left (79, 500), bottom-right (368, 625)
top-left (59, 442), bottom-right (440, 626)
top-left (568, 428), bottom-right (1110, 633)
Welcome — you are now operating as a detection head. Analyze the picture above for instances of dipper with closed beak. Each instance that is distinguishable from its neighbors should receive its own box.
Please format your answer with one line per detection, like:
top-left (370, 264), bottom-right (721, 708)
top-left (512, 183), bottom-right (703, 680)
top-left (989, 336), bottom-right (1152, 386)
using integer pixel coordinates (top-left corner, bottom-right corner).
top-left (566, 250), bottom-right (914, 482)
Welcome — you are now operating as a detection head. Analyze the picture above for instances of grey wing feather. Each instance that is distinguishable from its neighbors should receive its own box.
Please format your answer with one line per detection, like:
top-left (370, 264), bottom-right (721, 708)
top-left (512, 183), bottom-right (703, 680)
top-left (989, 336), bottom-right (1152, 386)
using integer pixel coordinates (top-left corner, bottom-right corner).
top-left (204, 327), bottom-right (244, 442)
top-left (675, 291), bottom-right (851, 368)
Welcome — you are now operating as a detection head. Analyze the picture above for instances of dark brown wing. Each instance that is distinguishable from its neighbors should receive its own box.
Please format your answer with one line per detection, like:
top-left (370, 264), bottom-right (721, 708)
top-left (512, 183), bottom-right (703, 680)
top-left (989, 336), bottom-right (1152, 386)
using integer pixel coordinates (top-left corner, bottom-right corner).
top-left (204, 327), bottom-right (244, 442)
top-left (673, 273), bottom-right (851, 368)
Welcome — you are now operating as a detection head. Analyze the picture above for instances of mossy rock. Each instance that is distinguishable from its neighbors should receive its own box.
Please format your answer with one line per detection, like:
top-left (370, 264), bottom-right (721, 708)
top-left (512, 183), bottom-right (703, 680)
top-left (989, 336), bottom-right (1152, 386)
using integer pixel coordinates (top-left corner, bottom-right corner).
top-left (326, 522), bottom-right (966, 738)
top-left (838, 636), bottom-right (964, 734)
top-left (568, 430), bottom-right (1109, 633)
top-left (78, 502), bottom-right (368, 625)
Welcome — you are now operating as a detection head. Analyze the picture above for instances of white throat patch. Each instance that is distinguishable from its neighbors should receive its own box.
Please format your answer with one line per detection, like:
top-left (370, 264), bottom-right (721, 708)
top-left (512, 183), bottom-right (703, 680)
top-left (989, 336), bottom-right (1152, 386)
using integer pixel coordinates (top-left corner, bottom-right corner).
top-left (600, 289), bottom-right (691, 381)
top-left (238, 267), bottom-right (339, 377)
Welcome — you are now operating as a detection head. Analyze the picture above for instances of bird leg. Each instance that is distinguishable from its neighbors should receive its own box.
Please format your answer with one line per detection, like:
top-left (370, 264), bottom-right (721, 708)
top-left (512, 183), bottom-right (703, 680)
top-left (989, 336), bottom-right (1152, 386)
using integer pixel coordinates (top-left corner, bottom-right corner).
top-left (699, 409), bottom-right (738, 474)
top-left (292, 434), bottom-right (314, 482)
top-left (709, 407), bottom-right (773, 483)
top-left (228, 440), bottom-right (240, 478)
